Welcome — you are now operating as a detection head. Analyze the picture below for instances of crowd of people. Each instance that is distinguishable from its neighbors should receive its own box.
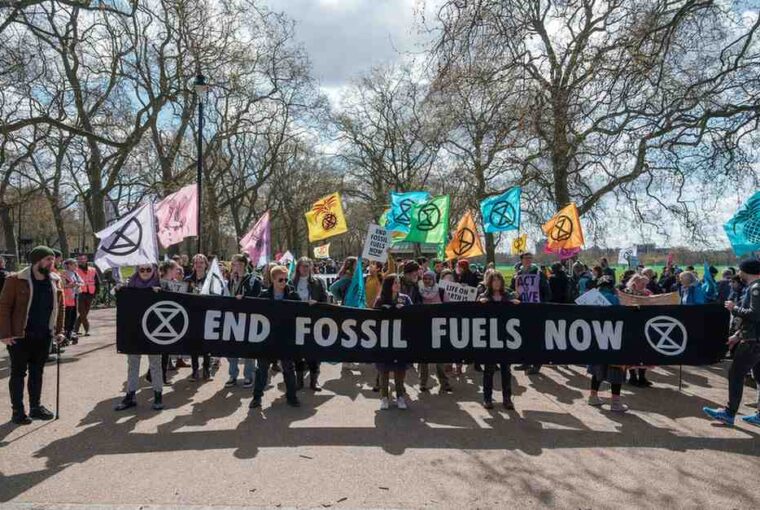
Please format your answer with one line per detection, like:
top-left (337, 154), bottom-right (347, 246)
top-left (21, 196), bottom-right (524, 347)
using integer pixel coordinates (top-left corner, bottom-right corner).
top-left (2, 246), bottom-right (760, 429)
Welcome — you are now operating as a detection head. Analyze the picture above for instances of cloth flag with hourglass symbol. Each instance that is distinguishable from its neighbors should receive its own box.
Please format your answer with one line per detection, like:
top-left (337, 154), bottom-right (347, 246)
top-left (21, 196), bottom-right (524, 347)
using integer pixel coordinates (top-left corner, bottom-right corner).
top-left (305, 192), bottom-right (348, 242)
top-left (404, 195), bottom-right (450, 244)
top-left (386, 191), bottom-right (430, 233)
top-left (94, 202), bottom-right (159, 272)
top-left (724, 191), bottom-right (760, 256)
top-left (480, 187), bottom-right (521, 233)
top-left (445, 211), bottom-right (484, 260)
top-left (542, 203), bottom-right (584, 251)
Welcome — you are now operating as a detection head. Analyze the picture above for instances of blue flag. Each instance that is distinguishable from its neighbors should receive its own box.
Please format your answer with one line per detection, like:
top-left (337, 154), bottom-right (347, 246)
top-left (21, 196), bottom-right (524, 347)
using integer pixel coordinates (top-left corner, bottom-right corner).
top-left (725, 191), bottom-right (760, 256)
top-left (702, 261), bottom-right (717, 302)
top-left (343, 257), bottom-right (365, 308)
top-left (480, 187), bottom-right (521, 233)
top-left (385, 191), bottom-right (430, 233)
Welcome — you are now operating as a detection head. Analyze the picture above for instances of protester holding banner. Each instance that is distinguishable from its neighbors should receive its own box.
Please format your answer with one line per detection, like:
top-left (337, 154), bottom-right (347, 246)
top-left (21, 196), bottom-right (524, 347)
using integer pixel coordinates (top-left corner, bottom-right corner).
top-left (621, 274), bottom-right (655, 387)
top-left (511, 252), bottom-right (551, 374)
top-left (374, 274), bottom-right (412, 410)
top-left (0, 246), bottom-right (64, 425)
top-left (548, 263), bottom-right (572, 304)
top-left (329, 257), bottom-right (357, 303)
top-left (642, 268), bottom-right (662, 295)
top-left (678, 271), bottom-right (706, 305)
top-left (570, 261), bottom-right (594, 300)
top-left (477, 271), bottom-right (519, 410)
top-left (185, 254), bottom-right (212, 381)
top-left (400, 261), bottom-right (422, 304)
top-left (114, 264), bottom-right (165, 412)
top-left (704, 259), bottom-right (760, 427)
top-left (291, 257), bottom-right (328, 391)
top-left (224, 254), bottom-right (262, 389)
top-left (250, 265), bottom-right (301, 409)
top-left (418, 270), bottom-right (452, 393)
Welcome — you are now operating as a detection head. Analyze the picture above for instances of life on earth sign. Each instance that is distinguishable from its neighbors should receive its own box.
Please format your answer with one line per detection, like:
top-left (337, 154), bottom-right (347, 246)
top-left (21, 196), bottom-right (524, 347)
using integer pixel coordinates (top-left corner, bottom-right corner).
top-left (117, 288), bottom-right (729, 365)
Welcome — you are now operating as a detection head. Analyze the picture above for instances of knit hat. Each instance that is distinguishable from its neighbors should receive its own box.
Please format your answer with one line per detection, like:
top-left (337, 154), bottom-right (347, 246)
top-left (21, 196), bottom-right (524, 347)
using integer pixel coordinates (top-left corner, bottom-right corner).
top-left (422, 270), bottom-right (436, 280)
top-left (403, 261), bottom-right (420, 274)
top-left (29, 246), bottom-right (56, 265)
top-left (739, 259), bottom-right (760, 275)
top-left (457, 259), bottom-right (470, 270)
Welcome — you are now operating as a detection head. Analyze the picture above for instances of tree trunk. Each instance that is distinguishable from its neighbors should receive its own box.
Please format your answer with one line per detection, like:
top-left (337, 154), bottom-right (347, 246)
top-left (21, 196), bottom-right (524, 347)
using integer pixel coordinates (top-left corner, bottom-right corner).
top-left (0, 206), bottom-right (17, 265)
top-left (50, 204), bottom-right (70, 257)
top-left (484, 233), bottom-right (496, 265)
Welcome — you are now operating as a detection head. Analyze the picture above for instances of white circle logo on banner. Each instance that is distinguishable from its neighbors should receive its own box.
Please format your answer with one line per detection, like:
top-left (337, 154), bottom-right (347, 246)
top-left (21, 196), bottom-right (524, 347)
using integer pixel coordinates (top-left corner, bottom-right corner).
top-left (142, 301), bottom-right (189, 345)
top-left (644, 315), bottom-right (688, 356)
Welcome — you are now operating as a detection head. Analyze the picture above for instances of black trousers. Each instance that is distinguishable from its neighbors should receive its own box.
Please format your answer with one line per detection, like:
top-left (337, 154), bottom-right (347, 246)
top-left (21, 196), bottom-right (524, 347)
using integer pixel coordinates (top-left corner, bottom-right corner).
top-left (727, 341), bottom-right (760, 415)
top-left (7, 335), bottom-right (52, 412)
top-left (64, 306), bottom-right (77, 336)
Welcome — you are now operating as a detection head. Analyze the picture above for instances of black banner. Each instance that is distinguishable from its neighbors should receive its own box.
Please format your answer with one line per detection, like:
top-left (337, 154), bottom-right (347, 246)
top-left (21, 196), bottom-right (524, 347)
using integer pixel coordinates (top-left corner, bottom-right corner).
top-left (116, 288), bottom-right (730, 365)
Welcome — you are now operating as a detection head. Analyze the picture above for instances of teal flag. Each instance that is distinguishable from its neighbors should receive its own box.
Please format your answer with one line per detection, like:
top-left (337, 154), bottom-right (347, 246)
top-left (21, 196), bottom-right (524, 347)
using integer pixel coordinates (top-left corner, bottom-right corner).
top-left (725, 191), bottom-right (760, 256)
top-left (386, 191), bottom-right (430, 233)
top-left (344, 257), bottom-right (365, 308)
top-left (405, 195), bottom-right (450, 244)
top-left (480, 187), bottom-right (521, 233)
top-left (287, 258), bottom-right (296, 280)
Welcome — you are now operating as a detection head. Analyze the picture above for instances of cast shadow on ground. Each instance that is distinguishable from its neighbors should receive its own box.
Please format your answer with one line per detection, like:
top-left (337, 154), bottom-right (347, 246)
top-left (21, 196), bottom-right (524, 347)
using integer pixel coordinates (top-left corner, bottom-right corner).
top-left (1, 363), bottom-right (759, 503)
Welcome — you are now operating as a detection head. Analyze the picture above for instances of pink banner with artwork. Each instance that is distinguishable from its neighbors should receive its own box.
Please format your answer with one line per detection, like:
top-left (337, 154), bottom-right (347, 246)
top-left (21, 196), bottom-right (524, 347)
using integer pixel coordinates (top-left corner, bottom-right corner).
top-left (240, 211), bottom-right (270, 267)
top-left (155, 184), bottom-right (198, 248)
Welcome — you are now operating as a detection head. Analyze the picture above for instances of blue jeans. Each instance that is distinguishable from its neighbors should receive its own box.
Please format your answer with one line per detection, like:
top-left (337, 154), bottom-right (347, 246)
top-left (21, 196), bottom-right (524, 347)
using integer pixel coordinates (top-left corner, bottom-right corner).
top-left (228, 358), bottom-right (255, 381)
top-left (253, 358), bottom-right (297, 402)
top-left (482, 363), bottom-right (512, 403)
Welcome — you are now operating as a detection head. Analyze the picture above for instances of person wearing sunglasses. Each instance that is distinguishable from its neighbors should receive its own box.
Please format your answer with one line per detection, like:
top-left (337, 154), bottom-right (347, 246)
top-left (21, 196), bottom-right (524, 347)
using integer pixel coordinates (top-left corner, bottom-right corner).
top-left (114, 264), bottom-right (164, 411)
top-left (250, 265), bottom-right (301, 409)
top-left (185, 254), bottom-right (212, 381)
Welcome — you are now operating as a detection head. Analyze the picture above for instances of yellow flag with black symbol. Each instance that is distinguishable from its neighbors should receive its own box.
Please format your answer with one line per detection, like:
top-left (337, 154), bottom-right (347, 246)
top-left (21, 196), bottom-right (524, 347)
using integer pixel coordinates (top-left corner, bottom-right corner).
top-left (542, 203), bottom-right (584, 250)
top-left (510, 233), bottom-right (528, 255)
top-left (305, 192), bottom-right (348, 242)
top-left (445, 211), bottom-right (484, 261)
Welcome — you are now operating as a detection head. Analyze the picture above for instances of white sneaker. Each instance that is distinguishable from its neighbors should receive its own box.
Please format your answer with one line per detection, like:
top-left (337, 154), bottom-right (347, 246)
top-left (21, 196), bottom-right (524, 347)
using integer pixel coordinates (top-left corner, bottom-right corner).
top-left (380, 397), bottom-right (390, 410)
top-left (397, 396), bottom-right (408, 410)
top-left (610, 401), bottom-right (629, 413)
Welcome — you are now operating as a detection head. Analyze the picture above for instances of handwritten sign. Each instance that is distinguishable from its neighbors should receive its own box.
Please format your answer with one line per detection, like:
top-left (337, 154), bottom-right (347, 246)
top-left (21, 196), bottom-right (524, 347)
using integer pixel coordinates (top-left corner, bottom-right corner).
top-left (361, 223), bottom-right (391, 263)
top-left (515, 274), bottom-right (540, 303)
top-left (315, 274), bottom-right (339, 288)
top-left (575, 288), bottom-right (611, 306)
top-left (440, 280), bottom-right (478, 302)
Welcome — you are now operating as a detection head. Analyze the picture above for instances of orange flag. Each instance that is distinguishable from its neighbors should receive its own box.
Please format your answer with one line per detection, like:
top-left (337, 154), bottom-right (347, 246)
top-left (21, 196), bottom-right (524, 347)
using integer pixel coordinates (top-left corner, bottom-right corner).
top-left (542, 203), bottom-right (584, 250)
top-left (445, 211), bottom-right (485, 260)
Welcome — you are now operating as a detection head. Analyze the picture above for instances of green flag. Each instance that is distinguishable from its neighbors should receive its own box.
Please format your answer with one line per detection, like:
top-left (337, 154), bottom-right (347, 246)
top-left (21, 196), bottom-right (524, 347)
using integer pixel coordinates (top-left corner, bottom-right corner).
top-left (405, 195), bottom-right (450, 244)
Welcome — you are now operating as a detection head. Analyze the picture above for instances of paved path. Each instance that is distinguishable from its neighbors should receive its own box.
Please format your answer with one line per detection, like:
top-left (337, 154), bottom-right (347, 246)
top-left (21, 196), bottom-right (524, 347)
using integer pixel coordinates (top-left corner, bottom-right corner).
top-left (1, 309), bottom-right (758, 509)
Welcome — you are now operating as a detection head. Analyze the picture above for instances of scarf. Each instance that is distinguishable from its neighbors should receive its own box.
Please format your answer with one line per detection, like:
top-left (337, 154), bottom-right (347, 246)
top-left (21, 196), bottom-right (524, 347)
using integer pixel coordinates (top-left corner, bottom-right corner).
top-left (418, 281), bottom-right (441, 300)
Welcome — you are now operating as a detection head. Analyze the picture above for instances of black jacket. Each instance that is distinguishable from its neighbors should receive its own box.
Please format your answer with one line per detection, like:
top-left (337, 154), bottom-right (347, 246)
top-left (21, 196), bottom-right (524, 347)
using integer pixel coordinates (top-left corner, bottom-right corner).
top-left (290, 275), bottom-right (328, 303)
top-left (548, 273), bottom-right (572, 303)
top-left (259, 285), bottom-right (301, 301)
top-left (400, 276), bottom-right (422, 304)
top-left (227, 273), bottom-right (262, 298)
top-left (455, 269), bottom-right (480, 288)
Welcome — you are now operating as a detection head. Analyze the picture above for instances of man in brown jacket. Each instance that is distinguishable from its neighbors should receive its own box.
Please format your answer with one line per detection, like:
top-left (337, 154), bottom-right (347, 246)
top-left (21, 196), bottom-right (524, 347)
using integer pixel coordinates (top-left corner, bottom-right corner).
top-left (0, 246), bottom-right (65, 425)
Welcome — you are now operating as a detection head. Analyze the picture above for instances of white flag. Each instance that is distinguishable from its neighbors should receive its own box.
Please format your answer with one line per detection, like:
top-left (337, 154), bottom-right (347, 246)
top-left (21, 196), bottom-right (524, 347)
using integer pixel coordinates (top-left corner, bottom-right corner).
top-left (200, 258), bottom-right (229, 296)
top-left (94, 203), bottom-right (158, 272)
top-left (617, 245), bottom-right (638, 265)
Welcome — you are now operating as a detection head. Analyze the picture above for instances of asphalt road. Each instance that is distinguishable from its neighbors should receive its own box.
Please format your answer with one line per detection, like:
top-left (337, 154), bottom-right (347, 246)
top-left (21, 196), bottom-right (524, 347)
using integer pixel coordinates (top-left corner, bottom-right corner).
top-left (1, 308), bottom-right (758, 509)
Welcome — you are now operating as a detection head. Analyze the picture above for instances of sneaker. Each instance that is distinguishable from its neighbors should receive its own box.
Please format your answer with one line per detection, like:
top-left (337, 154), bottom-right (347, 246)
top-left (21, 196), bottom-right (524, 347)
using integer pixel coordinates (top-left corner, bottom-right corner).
top-left (587, 394), bottom-right (604, 407)
top-left (482, 400), bottom-right (494, 410)
top-left (380, 397), bottom-right (390, 410)
top-left (503, 398), bottom-right (515, 410)
top-left (224, 378), bottom-right (237, 388)
top-left (189, 370), bottom-right (198, 382)
top-left (11, 411), bottom-right (32, 425)
top-left (441, 385), bottom-right (453, 394)
top-left (741, 414), bottom-right (760, 426)
top-left (29, 405), bottom-right (55, 420)
top-left (397, 396), bottom-right (408, 410)
top-left (249, 397), bottom-right (262, 409)
top-left (703, 407), bottom-right (734, 426)
top-left (242, 379), bottom-right (253, 388)
top-left (609, 401), bottom-right (629, 413)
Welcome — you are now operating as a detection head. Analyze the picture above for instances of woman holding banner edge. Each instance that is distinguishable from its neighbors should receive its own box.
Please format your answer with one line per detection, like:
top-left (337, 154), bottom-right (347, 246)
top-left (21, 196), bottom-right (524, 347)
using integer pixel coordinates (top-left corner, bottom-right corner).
top-left (374, 274), bottom-right (412, 410)
top-left (477, 271), bottom-right (520, 410)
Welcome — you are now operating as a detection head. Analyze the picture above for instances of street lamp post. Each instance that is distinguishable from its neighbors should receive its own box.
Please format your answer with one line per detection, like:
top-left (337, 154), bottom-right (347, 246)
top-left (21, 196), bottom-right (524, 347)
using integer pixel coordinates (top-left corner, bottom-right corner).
top-left (194, 73), bottom-right (208, 255)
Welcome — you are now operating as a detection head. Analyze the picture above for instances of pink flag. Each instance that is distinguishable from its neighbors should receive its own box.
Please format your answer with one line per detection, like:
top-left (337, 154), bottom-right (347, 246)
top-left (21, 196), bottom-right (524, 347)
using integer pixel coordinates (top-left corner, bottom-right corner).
top-left (155, 184), bottom-right (198, 248)
top-left (240, 211), bottom-right (270, 267)
top-left (543, 243), bottom-right (581, 260)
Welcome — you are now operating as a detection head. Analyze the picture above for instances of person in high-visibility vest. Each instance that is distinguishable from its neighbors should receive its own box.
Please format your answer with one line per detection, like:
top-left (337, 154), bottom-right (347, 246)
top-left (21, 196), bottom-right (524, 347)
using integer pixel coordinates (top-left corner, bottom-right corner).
top-left (74, 254), bottom-right (99, 339)
top-left (62, 259), bottom-right (83, 341)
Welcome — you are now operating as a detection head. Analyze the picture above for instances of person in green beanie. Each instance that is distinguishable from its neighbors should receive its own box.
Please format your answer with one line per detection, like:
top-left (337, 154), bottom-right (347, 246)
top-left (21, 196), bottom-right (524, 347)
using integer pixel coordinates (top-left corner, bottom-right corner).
top-left (0, 246), bottom-right (65, 425)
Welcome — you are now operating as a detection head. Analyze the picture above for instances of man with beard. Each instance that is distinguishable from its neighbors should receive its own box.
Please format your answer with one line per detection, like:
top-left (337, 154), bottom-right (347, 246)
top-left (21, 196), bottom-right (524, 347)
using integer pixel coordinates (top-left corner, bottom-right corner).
top-left (74, 253), bottom-right (99, 338)
top-left (0, 246), bottom-right (65, 425)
